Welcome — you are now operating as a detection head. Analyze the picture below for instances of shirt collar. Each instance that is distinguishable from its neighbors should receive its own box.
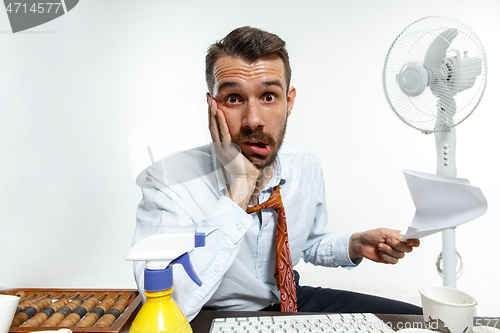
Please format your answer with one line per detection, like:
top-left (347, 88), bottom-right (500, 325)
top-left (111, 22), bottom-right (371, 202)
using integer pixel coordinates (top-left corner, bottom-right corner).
top-left (268, 150), bottom-right (286, 189)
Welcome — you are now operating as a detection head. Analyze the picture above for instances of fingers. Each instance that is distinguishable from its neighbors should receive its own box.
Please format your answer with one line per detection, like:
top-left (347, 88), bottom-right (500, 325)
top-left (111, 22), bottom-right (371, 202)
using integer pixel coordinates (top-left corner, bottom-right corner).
top-left (352, 228), bottom-right (420, 265)
top-left (216, 107), bottom-right (232, 143)
top-left (208, 97), bottom-right (221, 142)
top-left (375, 228), bottom-right (420, 264)
top-left (208, 97), bottom-right (240, 168)
top-left (384, 232), bottom-right (420, 252)
top-left (377, 242), bottom-right (405, 264)
top-left (208, 97), bottom-right (232, 143)
top-left (385, 237), bottom-right (413, 253)
top-left (406, 238), bottom-right (420, 247)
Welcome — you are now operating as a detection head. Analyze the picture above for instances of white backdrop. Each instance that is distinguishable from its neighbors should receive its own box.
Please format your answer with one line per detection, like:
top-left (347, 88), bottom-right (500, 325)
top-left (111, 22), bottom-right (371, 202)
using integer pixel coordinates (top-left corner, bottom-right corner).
top-left (1, 0), bottom-right (499, 315)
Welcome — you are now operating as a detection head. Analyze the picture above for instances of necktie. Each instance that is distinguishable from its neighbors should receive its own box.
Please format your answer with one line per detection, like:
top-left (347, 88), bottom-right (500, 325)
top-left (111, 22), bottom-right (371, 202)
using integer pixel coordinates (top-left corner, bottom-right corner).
top-left (246, 185), bottom-right (297, 312)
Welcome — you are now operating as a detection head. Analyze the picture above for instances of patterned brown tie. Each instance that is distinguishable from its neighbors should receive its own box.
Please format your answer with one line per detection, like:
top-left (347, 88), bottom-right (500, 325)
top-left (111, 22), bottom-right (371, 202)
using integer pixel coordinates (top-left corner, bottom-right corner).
top-left (246, 185), bottom-right (297, 312)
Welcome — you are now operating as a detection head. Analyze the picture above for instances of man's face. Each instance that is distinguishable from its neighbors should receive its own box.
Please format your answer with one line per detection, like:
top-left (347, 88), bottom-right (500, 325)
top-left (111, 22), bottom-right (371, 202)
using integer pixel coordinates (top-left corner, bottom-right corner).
top-left (210, 55), bottom-right (296, 169)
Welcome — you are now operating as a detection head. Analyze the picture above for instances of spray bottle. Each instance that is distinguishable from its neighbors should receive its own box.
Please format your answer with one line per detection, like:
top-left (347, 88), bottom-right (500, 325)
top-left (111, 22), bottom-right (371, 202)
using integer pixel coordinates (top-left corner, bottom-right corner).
top-left (126, 232), bottom-right (205, 333)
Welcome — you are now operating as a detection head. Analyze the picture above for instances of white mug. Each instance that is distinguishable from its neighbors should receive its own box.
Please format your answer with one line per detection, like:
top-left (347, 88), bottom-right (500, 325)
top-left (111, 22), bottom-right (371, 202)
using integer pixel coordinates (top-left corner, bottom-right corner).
top-left (0, 295), bottom-right (20, 333)
top-left (419, 286), bottom-right (477, 333)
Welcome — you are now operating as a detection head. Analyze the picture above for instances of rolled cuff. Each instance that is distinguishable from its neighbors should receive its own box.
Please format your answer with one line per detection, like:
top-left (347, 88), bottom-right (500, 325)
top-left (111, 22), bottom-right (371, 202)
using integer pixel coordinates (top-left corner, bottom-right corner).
top-left (334, 232), bottom-right (362, 268)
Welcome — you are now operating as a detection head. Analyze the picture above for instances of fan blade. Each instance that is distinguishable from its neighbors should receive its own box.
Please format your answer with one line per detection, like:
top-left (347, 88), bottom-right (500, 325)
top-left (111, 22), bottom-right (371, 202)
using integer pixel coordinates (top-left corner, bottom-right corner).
top-left (433, 80), bottom-right (457, 131)
top-left (423, 28), bottom-right (459, 68)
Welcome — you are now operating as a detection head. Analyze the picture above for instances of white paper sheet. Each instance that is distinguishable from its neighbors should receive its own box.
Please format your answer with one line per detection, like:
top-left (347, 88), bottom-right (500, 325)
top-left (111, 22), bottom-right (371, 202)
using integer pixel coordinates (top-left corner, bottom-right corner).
top-left (401, 169), bottom-right (487, 241)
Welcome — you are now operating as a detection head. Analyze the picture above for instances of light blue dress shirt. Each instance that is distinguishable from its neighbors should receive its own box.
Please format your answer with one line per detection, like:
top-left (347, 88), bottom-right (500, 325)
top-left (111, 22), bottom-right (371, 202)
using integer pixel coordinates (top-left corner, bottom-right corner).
top-left (133, 144), bottom-right (358, 321)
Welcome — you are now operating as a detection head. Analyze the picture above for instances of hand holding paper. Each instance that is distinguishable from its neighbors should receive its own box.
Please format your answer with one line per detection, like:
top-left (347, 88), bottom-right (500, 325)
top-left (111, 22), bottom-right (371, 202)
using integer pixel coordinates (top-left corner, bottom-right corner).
top-left (401, 170), bottom-right (487, 241)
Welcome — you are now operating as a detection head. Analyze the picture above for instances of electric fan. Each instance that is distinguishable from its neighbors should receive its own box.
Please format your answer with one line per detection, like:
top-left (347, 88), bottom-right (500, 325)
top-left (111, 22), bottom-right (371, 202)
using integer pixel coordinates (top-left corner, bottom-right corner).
top-left (382, 16), bottom-right (487, 287)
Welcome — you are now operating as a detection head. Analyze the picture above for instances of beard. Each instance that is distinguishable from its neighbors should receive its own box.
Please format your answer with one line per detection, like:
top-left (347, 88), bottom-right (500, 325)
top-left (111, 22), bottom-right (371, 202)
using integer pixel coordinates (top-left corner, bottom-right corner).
top-left (232, 119), bottom-right (287, 169)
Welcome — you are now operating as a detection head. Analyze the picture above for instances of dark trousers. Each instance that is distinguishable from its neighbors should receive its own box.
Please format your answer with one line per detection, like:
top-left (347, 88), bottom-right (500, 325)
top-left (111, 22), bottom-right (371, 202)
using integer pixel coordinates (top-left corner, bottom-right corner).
top-left (264, 271), bottom-right (422, 314)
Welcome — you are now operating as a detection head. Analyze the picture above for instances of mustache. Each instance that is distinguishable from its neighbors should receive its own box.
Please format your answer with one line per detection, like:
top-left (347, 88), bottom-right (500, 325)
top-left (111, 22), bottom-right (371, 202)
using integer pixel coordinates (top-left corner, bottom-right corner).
top-left (232, 128), bottom-right (276, 146)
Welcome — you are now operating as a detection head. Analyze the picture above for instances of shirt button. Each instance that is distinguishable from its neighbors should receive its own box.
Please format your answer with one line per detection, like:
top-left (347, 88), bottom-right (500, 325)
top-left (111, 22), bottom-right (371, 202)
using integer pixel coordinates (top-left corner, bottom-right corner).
top-left (258, 263), bottom-right (263, 268)
top-left (214, 264), bottom-right (220, 272)
top-left (237, 224), bottom-right (243, 231)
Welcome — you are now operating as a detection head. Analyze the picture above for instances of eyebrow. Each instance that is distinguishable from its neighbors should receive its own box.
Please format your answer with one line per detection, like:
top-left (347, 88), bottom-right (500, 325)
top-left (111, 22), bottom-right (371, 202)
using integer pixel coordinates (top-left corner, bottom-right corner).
top-left (216, 80), bottom-right (284, 95)
top-left (217, 81), bottom-right (240, 93)
top-left (263, 80), bottom-right (283, 90)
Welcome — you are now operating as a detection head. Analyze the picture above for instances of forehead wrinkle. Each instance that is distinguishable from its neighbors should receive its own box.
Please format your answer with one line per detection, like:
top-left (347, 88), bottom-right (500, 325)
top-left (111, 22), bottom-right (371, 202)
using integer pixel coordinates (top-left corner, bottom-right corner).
top-left (215, 66), bottom-right (279, 81)
top-left (214, 58), bottom-right (283, 79)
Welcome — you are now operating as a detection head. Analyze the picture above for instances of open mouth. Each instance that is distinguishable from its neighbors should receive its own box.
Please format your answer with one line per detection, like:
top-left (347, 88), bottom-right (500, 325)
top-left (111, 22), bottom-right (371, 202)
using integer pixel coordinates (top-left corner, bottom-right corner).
top-left (243, 140), bottom-right (271, 156)
top-left (250, 142), bottom-right (267, 148)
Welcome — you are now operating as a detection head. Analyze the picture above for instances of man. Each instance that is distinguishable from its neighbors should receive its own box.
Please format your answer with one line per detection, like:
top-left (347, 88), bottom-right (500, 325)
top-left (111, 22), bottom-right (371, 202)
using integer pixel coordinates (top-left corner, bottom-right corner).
top-left (133, 26), bottom-right (421, 321)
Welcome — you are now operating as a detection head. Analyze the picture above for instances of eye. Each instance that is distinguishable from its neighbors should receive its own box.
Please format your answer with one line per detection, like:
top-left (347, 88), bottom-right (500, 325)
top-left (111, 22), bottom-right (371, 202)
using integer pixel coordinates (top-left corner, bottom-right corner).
top-left (263, 93), bottom-right (276, 102)
top-left (226, 95), bottom-right (241, 104)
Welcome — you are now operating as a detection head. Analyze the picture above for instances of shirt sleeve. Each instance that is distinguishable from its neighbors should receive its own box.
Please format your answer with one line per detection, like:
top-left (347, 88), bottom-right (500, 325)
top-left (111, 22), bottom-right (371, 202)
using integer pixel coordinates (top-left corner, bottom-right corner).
top-left (133, 178), bottom-right (254, 322)
top-left (299, 155), bottom-right (361, 269)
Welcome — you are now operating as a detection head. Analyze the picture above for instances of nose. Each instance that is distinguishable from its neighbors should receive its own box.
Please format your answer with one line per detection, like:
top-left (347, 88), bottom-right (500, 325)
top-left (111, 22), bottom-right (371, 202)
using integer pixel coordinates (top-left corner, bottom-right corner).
top-left (241, 98), bottom-right (264, 131)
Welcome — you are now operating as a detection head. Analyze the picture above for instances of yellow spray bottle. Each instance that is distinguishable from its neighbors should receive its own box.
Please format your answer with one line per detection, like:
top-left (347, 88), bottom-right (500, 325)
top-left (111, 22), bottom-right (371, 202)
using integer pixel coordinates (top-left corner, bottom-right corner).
top-left (126, 232), bottom-right (205, 333)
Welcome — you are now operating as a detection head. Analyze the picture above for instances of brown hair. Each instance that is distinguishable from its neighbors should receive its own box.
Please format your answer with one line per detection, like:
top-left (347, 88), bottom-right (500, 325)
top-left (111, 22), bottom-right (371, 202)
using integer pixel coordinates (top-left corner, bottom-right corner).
top-left (205, 26), bottom-right (292, 95)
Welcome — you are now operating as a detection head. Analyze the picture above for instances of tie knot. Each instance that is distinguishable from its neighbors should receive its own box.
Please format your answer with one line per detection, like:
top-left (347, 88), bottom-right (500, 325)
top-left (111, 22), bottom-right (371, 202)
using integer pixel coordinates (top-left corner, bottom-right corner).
top-left (246, 185), bottom-right (283, 214)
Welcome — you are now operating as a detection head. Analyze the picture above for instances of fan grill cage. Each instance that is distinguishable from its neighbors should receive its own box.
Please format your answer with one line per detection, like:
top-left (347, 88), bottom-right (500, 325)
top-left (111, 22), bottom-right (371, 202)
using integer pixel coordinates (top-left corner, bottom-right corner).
top-left (383, 16), bottom-right (487, 133)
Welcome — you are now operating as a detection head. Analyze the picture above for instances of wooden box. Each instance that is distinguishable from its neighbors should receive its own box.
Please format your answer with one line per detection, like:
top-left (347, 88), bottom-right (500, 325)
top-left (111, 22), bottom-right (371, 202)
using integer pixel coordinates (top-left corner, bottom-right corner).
top-left (1, 288), bottom-right (141, 333)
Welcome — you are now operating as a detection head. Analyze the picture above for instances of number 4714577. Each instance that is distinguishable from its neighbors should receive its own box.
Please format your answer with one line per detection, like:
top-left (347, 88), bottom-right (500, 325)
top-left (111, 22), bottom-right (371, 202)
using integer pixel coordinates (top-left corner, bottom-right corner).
top-left (5, 2), bottom-right (62, 14)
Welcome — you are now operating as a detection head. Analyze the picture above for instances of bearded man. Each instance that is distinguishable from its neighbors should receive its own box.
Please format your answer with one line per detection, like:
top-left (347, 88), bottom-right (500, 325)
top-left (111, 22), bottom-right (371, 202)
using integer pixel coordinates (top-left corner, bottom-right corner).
top-left (133, 26), bottom-right (422, 321)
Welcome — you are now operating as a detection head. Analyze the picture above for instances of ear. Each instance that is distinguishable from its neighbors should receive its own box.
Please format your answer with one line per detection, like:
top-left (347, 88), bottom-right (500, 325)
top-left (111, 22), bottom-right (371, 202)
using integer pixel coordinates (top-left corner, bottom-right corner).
top-left (286, 86), bottom-right (296, 117)
top-left (206, 92), bottom-right (212, 104)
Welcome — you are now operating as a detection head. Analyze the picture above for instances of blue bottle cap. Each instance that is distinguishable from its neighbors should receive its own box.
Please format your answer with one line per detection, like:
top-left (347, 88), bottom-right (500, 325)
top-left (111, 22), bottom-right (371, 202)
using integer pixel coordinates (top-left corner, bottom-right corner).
top-left (144, 266), bottom-right (173, 292)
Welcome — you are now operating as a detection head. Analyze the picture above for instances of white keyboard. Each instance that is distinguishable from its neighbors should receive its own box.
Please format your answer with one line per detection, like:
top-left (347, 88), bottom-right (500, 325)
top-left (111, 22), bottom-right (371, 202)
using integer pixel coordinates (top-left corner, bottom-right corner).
top-left (209, 313), bottom-right (395, 333)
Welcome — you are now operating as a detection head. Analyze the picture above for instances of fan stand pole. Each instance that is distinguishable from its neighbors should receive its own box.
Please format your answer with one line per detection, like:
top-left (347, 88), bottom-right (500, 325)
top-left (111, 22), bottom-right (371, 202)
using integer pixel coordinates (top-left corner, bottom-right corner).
top-left (442, 228), bottom-right (457, 288)
top-left (435, 127), bottom-right (458, 288)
